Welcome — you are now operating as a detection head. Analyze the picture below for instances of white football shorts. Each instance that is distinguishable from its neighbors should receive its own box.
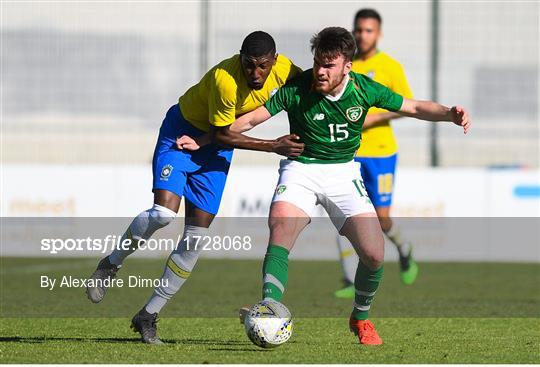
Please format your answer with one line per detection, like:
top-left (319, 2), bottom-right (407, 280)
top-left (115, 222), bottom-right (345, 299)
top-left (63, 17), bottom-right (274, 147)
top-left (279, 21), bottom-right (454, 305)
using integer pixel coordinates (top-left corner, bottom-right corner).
top-left (271, 159), bottom-right (376, 230)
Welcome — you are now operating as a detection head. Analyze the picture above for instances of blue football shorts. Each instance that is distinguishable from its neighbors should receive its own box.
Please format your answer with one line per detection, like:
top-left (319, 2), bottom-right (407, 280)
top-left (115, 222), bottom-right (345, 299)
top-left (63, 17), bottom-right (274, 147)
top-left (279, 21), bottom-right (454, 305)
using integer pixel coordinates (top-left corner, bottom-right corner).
top-left (152, 104), bottom-right (233, 215)
top-left (354, 154), bottom-right (398, 208)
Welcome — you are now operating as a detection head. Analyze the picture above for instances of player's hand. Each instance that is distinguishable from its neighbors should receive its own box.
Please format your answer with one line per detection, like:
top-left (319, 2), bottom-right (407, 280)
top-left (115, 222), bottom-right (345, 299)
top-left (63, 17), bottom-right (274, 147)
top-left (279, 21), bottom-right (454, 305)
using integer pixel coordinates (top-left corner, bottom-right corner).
top-left (273, 134), bottom-right (304, 158)
top-left (450, 106), bottom-right (471, 134)
top-left (176, 135), bottom-right (200, 151)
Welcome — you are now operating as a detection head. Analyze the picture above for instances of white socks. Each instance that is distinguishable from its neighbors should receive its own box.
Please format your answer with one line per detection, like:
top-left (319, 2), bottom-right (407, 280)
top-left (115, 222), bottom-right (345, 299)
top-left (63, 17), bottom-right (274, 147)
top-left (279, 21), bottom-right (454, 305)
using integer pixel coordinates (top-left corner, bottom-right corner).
top-left (145, 225), bottom-right (209, 314)
top-left (336, 234), bottom-right (358, 284)
top-left (385, 224), bottom-right (411, 256)
top-left (109, 204), bottom-right (176, 266)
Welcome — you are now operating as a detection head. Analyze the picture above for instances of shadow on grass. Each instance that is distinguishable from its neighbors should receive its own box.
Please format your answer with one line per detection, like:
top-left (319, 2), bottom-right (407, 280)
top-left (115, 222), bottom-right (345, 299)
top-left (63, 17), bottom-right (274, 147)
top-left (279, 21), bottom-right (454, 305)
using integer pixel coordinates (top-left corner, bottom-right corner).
top-left (0, 336), bottom-right (140, 344)
top-left (0, 336), bottom-right (262, 348)
top-left (207, 347), bottom-right (272, 352)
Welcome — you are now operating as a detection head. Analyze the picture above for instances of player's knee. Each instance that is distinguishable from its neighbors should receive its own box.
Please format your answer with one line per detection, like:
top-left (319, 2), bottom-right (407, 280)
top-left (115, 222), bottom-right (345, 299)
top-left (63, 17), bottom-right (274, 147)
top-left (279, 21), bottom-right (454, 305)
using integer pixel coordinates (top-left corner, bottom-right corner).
top-left (362, 247), bottom-right (384, 270)
top-left (365, 255), bottom-right (384, 270)
top-left (373, 254), bottom-right (385, 269)
top-left (129, 204), bottom-right (176, 240)
top-left (148, 204), bottom-right (176, 227)
top-left (268, 217), bottom-right (297, 240)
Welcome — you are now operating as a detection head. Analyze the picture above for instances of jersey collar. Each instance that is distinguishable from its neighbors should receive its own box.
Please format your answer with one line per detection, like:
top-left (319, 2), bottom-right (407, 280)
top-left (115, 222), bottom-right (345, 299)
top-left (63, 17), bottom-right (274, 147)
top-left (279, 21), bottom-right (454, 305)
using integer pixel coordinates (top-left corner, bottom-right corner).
top-left (323, 74), bottom-right (350, 102)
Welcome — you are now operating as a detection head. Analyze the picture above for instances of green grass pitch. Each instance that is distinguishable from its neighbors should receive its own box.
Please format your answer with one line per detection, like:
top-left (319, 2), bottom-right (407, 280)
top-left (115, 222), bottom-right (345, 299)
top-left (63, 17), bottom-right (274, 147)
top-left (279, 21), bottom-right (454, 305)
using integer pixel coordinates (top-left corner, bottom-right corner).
top-left (1, 257), bottom-right (539, 363)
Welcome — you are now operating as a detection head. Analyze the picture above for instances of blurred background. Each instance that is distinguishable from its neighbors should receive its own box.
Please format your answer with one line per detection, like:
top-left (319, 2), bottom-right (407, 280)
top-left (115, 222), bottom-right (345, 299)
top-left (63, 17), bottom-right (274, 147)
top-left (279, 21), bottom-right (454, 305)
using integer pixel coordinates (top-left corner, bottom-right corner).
top-left (2, 0), bottom-right (539, 219)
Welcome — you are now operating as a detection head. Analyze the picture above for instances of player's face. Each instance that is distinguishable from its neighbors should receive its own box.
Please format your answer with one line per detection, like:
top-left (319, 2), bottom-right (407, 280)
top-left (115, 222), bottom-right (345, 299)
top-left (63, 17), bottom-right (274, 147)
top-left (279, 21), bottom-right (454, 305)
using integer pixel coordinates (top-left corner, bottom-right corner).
top-left (312, 54), bottom-right (352, 94)
top-left (353, 18), bottom-right (381, 55)
top-left (241, 53), bottom-right (277, 90)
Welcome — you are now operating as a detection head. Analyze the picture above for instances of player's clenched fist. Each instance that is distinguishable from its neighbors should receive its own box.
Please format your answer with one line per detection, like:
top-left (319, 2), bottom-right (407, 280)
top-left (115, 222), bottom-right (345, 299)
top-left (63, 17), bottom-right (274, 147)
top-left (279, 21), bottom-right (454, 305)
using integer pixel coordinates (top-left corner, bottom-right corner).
top-left (272, 134), bottom-right (305, 158)
top-left (450, 106), bottom-right (471, 134)
top-left (176, 135), bottom-right (200, 150)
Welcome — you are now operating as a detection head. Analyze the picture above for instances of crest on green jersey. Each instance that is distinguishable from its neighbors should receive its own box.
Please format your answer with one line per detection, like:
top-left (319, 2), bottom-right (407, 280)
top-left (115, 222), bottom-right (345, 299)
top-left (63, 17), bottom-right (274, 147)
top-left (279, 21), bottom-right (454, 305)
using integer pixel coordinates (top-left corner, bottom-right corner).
top-left (275, 185), bottom-right (287, 195)
top-left (346, 106), bottom-right (363, 123)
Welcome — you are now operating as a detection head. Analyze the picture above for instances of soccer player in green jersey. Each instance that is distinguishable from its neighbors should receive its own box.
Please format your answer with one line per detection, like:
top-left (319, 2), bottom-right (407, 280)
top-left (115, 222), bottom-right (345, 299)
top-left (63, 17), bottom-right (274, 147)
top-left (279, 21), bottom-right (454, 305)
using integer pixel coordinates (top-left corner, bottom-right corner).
top-left (182, 27), bottom-right (470, 345)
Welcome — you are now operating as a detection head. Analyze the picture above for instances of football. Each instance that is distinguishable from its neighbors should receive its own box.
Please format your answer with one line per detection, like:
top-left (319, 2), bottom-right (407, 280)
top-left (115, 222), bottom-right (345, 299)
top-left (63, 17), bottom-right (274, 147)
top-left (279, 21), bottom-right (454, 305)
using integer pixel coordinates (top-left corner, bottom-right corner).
top-left (244, 299), bottom-right (293, 348)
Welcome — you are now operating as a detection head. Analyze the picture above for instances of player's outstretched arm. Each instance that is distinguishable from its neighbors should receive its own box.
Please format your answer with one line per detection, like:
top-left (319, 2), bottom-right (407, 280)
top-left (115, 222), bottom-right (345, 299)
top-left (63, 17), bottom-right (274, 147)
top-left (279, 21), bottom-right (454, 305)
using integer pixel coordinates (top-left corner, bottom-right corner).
top-left (176, 106), bottom-right (304, 158)
top-left (398, 99), bottom-right (471, 134)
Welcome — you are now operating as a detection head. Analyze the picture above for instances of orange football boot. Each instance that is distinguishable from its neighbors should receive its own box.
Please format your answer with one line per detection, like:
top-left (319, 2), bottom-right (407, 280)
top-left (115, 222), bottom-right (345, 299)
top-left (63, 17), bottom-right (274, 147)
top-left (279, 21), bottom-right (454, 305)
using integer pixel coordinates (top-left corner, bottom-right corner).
top-left (349, 317), bottom-right (383, 345)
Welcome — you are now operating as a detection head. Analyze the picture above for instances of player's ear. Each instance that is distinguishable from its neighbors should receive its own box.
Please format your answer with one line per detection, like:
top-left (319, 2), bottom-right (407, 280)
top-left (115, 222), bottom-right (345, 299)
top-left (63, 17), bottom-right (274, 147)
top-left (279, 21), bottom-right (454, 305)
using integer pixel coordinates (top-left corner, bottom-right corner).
top-left (272, 53), bottom-right (278, 66)
top-left (344, 60), bottom-right (352, 74)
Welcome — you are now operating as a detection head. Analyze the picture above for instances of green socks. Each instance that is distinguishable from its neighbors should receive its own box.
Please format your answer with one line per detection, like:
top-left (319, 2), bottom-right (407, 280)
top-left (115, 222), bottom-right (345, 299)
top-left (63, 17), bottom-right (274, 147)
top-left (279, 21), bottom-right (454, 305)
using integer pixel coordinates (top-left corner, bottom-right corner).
top-left (261, 243), bottom-right (382, 320)
top-left (351, 261), bottom-right (384, 320)
top-left (262, 244), bottom-right (290, 301)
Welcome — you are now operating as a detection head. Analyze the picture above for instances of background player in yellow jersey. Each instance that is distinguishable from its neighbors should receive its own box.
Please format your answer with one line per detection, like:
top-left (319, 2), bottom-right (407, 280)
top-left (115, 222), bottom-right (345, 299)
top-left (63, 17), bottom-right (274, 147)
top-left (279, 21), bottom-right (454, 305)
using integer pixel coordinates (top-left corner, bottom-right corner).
top-left (85, 31), bottom-right (303, 344)
top-left (335, 9), bottom-right (418, 298)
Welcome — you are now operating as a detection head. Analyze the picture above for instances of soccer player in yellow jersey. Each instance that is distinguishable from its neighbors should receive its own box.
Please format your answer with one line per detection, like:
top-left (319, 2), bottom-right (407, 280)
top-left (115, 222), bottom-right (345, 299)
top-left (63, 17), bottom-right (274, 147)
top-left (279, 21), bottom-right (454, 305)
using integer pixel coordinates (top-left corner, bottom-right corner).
top-left (85, 31), bottom-right (303, 344)
top-left (335, 9), bottom-right (418, 298)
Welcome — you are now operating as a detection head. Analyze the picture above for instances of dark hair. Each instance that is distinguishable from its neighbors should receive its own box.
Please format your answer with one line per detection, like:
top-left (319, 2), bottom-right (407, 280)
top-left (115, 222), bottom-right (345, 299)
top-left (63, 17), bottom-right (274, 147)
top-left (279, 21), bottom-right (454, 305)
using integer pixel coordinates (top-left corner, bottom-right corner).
top-left (240, 31), bottom-right (276, 57)
top-left (353, 8), bottom-right (382, 28)
top-left (310, 27), bottom-right (356, 62)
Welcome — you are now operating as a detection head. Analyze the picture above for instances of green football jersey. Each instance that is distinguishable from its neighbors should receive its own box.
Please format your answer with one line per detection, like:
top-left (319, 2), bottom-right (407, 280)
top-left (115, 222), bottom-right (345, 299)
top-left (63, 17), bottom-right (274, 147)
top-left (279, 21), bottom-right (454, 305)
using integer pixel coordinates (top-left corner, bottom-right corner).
top-left (265, 70), bottom-right (403, 163)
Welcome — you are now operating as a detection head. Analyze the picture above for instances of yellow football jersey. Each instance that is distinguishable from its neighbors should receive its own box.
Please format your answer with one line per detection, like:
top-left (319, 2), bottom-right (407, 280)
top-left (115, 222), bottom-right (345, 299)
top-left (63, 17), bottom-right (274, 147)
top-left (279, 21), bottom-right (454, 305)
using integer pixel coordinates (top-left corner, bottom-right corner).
top-left (178, 54), bottom-right (301, 132)
top-left (352, 51), bottom-right (413, 157)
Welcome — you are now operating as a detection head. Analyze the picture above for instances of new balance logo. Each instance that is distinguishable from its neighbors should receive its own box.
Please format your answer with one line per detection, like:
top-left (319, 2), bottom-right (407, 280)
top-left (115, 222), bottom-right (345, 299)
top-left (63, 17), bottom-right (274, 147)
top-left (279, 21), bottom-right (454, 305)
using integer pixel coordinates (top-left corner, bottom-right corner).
top-left (313, 113), bottom-right (325, 120)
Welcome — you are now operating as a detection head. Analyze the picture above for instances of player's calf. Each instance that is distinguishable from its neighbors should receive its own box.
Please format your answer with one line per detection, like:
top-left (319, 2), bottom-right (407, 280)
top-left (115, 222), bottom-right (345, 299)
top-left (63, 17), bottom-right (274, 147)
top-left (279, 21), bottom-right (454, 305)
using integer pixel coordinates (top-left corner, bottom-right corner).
top-left (262, 244), bottom-right (290, 302)
top-left (143, 225), bottom-right (208, 315)
top-left (340, 214), bottom-right (384, 270)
